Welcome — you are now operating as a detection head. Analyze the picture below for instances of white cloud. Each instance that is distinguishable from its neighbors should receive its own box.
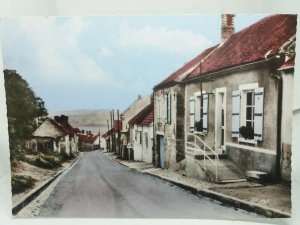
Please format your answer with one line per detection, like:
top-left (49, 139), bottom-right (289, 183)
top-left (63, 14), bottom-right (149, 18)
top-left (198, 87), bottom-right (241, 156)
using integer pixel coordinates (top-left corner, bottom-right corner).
top-left (100, 47), bottom-right (114, 56)
top-left (3, 17), bottom-right (118, 86)
top-left (118, 23), bottom-right (212, 56)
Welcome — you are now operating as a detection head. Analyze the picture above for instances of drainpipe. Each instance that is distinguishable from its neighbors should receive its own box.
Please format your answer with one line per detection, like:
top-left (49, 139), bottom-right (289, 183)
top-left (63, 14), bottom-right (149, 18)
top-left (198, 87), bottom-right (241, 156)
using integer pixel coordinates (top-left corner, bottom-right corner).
top-left (152, 90), bottom-right (156, 167)
top-left (271, 72), bottom-right (283, 180)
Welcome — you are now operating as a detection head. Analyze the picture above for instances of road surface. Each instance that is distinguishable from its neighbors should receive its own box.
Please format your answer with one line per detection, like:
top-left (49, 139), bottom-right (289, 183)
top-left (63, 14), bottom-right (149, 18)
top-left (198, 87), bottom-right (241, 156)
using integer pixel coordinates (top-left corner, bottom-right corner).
top-left (37, 151), bottom-right (263, 219)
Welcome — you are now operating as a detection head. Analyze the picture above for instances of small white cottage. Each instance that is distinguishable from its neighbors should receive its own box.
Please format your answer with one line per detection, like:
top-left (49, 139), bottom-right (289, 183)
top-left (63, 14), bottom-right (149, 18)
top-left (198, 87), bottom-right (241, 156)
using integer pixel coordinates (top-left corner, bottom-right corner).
top-left (29, 115), bottom-right (79, 156)
top-left (128, 102), bottom-right (154, 164)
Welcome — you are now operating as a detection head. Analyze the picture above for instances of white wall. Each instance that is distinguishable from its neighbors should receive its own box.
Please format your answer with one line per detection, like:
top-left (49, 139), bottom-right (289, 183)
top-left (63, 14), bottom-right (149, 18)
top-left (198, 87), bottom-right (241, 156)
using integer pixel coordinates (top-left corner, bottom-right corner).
top-left (131, 124), bottom-right (153, 163)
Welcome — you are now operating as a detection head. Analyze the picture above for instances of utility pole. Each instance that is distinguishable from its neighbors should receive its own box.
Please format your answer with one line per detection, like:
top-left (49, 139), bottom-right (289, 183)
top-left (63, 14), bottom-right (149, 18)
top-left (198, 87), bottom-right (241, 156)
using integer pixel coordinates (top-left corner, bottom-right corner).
top-left (117, 109), bottom-right (121, 155)
top-left (110, 110), bottom-right (113, 152)
top-left (106, 119), bottom-right (110, 152)
top-left (112, 109), bottom-right (116, 153)
top-left (99, 129), bottom-right (101, 151)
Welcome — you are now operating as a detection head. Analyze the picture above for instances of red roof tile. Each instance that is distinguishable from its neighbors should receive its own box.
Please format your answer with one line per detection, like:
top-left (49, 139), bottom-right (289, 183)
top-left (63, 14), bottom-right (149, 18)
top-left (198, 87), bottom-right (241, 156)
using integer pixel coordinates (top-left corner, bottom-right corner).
top-left (185, 14), bottom-right (297, 80)
top-left (154, 45), bottom-right (217, 89)
top-left (102, 128), bottom-right (114, 139)
top-left (128, 102), bottom-right (154, 126)
top-left (48, 118), bottom-right (75, 135)
top-left (79, 133), bottom-right (100, 144)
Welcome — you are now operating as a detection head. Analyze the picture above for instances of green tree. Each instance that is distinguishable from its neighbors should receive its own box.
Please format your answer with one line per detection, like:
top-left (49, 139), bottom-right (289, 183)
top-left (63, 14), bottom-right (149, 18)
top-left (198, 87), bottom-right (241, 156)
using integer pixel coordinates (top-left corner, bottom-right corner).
top-left (3, 69), bottom-right (48, 160)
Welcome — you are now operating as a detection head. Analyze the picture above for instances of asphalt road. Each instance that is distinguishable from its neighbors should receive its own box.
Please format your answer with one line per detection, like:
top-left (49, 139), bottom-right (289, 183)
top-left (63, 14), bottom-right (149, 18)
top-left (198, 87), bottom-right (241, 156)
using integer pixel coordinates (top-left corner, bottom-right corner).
top-left (39, 151), bottom-right (263, 219)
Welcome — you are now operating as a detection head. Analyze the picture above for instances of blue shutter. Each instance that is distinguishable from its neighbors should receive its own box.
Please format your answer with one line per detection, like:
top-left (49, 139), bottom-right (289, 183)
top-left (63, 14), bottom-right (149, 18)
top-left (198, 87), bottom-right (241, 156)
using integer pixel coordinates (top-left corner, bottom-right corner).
top-left (202, 94), bottom-right (209, 133)
top-left (254, 87), bottom-right (264, 141)
top-left (232, 90), bottom-right (240, 137)
top-left (189, 96), bottom-right (195, 131)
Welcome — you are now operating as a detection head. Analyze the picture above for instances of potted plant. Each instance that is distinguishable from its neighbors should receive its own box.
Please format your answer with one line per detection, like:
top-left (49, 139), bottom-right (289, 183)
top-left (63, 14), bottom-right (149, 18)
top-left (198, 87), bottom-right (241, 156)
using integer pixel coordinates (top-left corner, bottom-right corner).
top-left (239, 125), bottom-right (254, 139)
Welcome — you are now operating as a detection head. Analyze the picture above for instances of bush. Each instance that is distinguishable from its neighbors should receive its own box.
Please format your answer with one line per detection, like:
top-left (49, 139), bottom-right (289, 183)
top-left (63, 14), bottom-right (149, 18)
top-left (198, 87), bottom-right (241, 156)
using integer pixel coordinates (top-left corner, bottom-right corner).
top-left (24, 153), bottom-right (62, 169)
top-left (11, 175), bottom-right (36, 195)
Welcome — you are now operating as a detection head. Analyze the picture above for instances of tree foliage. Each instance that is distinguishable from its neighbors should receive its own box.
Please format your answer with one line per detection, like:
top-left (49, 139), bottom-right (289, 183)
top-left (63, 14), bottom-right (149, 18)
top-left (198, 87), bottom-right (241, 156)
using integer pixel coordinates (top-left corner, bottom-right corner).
top-left (3, 69), bottom-right (48, 157)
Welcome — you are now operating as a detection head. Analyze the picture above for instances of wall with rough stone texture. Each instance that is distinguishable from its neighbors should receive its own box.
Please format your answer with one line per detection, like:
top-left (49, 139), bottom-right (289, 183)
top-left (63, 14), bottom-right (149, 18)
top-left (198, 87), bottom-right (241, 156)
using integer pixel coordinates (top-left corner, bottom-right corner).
top-left (153, 84), bottom-right (186, 169)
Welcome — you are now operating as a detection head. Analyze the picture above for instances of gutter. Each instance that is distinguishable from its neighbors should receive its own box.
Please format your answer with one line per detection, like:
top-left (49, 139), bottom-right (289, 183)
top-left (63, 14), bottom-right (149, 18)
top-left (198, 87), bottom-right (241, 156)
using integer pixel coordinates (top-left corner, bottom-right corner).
top-left (180, 55), bottom-right (278, 84)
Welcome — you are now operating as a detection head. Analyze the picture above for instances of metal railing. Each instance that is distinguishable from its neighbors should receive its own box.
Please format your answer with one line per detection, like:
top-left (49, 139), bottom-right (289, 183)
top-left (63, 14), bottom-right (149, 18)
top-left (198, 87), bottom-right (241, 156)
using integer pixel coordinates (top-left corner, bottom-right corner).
top-left (185, 132), bottom-right (219, 181)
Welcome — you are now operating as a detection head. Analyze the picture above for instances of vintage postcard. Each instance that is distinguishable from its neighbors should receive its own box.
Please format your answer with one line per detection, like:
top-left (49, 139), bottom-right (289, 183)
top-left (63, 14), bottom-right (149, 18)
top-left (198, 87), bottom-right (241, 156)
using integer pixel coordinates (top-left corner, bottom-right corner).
top-left (0, 14), bottom-right (296, 221)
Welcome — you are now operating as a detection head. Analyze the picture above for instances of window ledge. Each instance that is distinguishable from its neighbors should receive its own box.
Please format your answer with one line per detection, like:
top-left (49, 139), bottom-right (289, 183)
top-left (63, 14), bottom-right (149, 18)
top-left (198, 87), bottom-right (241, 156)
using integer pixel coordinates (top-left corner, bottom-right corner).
top-left (238, 137), bottom-right (257, 145)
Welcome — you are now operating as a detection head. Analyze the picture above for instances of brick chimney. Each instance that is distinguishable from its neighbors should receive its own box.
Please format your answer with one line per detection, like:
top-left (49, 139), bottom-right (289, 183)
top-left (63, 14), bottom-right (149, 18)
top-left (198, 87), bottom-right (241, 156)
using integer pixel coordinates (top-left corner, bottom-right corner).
top-left (221, 14), bottom-right (235, 43)
top-left (60, 115), bottom-right (69, 124)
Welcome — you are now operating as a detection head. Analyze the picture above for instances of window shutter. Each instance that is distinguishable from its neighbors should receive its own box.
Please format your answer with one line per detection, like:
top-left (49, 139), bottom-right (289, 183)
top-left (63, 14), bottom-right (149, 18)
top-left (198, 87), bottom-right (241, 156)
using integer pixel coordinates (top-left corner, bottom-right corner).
top-left (167, 93), bottom-right (171, 124)
top-left (254, 87), bottom-right (264, 141)
top-left (164, 94), bottom-right (168, 123)
top-left (157, 97), bottom-right (161, 123)
top-left (231, 90), bottom-right (240, 137)
top-left (189, 96), bottom-right (195, 130)
top-left (202, 94), bottom-right (209, 133)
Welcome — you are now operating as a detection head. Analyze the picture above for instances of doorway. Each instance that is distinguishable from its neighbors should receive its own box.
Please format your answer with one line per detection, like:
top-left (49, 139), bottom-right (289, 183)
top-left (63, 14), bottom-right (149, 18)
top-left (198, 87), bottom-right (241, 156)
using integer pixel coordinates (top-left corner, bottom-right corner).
top-left (215, 88), bottom-right (226, 154)
top-left (157, 135), bottom-right (165, 169)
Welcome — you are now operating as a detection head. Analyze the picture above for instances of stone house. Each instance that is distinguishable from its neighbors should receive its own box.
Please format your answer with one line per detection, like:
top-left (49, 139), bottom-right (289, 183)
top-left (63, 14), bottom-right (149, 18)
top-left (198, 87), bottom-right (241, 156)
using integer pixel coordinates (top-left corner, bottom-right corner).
top-left (153, 14), bottom-right (296, 182)
top-left (128, 102), bottom-right (154, 163)
top-left (28, 115), bottom-right (79, 156)
top-left (153, 43), bottom-right (217, 169)
top-left (119, 95), bottom-right (151, 158)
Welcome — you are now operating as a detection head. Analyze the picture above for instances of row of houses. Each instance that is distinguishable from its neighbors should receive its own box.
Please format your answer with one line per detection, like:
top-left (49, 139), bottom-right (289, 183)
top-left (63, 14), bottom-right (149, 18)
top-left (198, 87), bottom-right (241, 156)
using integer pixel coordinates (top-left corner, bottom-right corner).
top-left (102, 95), bottom-right (154, 164)
top-left (27, 115), bottom-right (102, 155)
top-left (106, 14), bottom-right (296, 183)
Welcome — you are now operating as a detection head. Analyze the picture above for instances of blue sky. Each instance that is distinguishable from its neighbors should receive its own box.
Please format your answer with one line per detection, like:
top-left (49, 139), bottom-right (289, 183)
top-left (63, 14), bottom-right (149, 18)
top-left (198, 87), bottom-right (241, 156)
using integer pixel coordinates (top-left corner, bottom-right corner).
top-left (0, 14), bottom-right (267, 111)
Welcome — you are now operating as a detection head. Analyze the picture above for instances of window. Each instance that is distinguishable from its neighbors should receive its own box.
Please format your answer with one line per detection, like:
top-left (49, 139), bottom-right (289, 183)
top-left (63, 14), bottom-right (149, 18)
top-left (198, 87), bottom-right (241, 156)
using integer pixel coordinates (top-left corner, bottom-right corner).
top-left (232, 85), bottom-right (264, 141)
top-left (193, 93), bottom-right (209, 133)
top-left (195, 95), bottom-right (203, 129)
top-left (246, 91), bottom-right (255, 130)
top-left (165, 93), bottom-right (172, 124)
top-left (157, 96), bottom-right (161, 123)
top-left (140, 131), bottom-right (142, 144)
top-left (189, 96), bottom-right (195, 131)
top-left (145, 132), bottom-right (148, 148)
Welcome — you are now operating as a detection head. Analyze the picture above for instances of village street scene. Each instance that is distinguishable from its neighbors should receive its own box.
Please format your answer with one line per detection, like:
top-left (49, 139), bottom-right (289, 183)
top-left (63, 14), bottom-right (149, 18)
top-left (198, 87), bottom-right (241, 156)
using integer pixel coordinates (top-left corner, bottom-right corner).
top-left (0, 14), bottom-right (296, 221)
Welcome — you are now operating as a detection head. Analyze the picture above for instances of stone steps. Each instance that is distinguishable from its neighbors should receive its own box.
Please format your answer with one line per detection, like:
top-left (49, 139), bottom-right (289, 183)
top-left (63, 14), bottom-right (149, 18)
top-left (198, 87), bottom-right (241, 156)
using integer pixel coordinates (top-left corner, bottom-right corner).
top-left (195, 158), bottom-right (246, 184)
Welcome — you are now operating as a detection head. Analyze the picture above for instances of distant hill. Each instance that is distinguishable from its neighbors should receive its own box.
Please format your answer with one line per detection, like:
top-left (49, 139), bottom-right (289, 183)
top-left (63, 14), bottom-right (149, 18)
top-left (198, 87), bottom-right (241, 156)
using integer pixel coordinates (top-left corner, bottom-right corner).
top-left (49, 110), bottom-right (111, 129)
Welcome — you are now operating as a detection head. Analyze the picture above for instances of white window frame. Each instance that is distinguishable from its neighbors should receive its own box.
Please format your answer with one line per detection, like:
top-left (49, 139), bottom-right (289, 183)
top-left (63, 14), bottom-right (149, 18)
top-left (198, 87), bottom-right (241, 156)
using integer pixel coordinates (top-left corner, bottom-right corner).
top-left (238, 83), bottom-right (258, 144)
top-left (215, 87), bottom-right (227, 151)
top-left (193, 91), bottom-right (208, 134)
top-left (189, 96), bottom-right (195, 131)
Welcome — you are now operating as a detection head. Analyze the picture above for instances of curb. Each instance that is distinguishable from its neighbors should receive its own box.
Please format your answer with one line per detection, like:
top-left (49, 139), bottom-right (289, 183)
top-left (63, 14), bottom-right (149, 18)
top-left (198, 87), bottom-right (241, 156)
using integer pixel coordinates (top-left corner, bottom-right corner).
top-left (144, 172), bottom-right (291, 218)
top-left (105, 153), bottom-right (291, 218)
top-left (12, 155), bottom-right (81, 216)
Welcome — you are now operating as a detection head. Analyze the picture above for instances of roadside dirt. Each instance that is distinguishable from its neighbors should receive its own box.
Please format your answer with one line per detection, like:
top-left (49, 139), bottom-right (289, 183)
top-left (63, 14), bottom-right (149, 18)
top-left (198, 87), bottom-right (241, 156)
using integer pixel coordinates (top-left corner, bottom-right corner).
top-left (11, 159), bottom-right (74, 206)
top-left (210, 183), bottom-right (291, 214)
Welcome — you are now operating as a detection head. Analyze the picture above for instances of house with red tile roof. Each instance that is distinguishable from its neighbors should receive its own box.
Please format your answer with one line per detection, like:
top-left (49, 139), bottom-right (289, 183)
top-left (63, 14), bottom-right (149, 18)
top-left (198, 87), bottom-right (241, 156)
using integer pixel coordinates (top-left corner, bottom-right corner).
top-left (128, 102), bottom-right (154, 163)
top-left (29, 115), bottom-right (80, 155)
top-left (152, 42), bottom-right (216, 170)
top-left (102, 119), bottom-right (121, 152)
top-left (153, 14), bottom-right (296, 182)
top-left (78, 131), bottom-right (100, 151)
